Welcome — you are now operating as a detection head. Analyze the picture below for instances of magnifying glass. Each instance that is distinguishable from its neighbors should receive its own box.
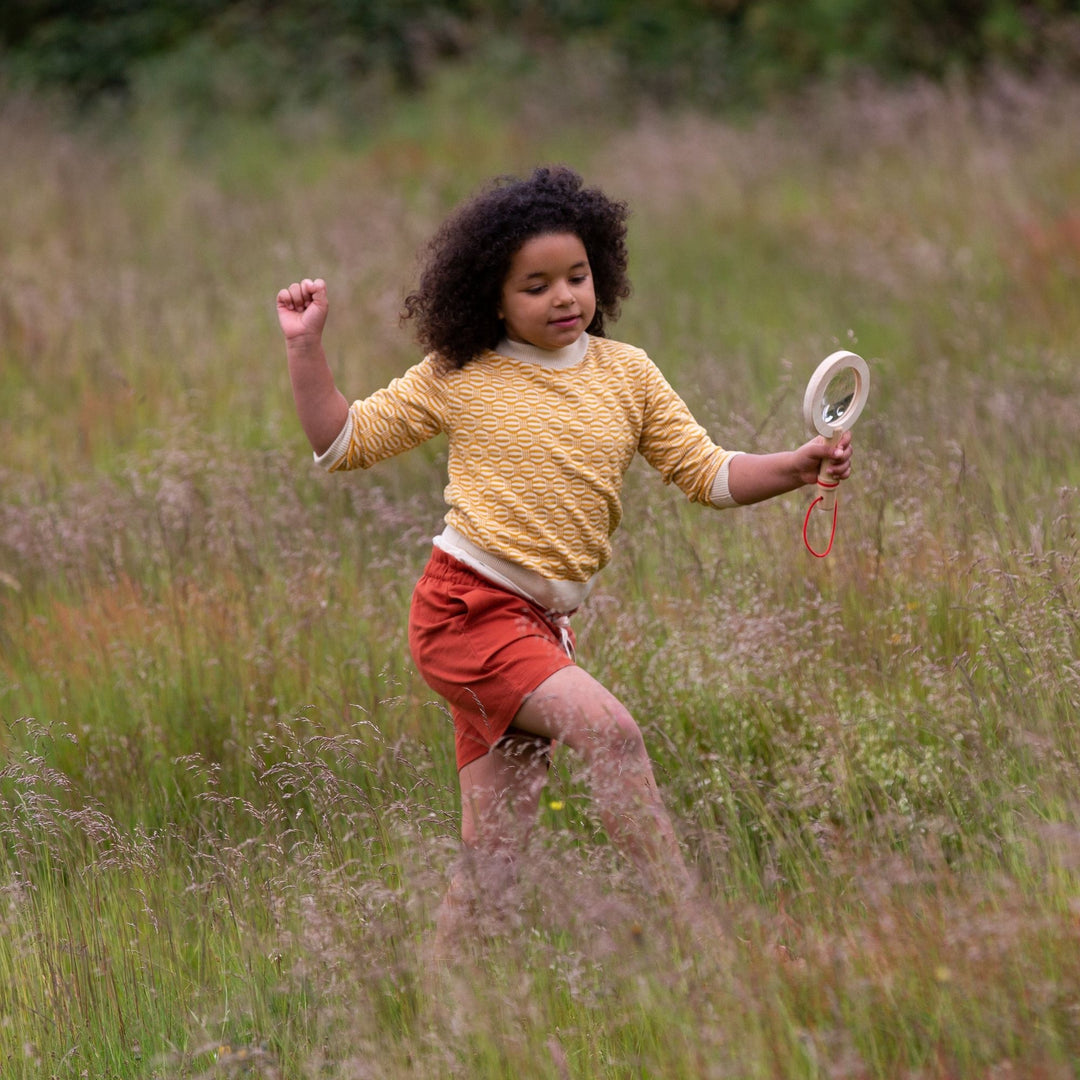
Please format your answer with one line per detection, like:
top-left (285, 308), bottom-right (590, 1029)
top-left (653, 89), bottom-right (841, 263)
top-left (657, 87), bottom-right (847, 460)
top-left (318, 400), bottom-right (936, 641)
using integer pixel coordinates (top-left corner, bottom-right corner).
top-left (801, 350), bottom-right (870, 555)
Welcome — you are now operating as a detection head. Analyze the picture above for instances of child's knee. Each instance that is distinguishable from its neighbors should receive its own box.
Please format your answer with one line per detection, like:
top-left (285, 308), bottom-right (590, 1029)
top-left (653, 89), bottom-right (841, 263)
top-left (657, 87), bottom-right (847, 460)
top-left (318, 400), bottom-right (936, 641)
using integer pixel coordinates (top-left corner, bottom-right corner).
top-left (586, 705), bottom-right (647, 763)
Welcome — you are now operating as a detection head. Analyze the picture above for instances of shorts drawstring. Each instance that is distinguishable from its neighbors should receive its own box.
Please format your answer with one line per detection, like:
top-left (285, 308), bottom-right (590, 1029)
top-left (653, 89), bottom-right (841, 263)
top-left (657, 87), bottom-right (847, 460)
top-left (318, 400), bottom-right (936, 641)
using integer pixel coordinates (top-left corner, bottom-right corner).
top-left (547, 611), bottom-right (576, 660)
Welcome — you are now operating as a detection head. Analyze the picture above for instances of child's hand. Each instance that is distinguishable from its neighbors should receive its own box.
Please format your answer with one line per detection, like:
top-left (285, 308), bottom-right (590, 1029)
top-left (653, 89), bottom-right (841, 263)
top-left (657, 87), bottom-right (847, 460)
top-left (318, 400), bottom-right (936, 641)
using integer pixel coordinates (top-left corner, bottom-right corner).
top-left (276, 278), bottom-right (328, 342)
top-left (796, 430), bottom-right (854, 486)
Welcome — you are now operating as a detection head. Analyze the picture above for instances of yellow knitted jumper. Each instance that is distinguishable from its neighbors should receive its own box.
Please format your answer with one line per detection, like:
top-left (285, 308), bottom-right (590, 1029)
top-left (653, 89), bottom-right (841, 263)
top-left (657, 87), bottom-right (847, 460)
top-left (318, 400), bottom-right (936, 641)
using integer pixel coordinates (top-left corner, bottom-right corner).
top-left (326, 335), bottom-right (733, 582)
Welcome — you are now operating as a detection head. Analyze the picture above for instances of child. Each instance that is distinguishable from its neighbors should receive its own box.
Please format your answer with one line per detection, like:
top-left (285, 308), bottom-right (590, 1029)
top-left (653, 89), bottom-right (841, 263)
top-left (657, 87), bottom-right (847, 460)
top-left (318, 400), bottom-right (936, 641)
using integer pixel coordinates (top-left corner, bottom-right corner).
top-left (277, 165), bottom-right (852, 937)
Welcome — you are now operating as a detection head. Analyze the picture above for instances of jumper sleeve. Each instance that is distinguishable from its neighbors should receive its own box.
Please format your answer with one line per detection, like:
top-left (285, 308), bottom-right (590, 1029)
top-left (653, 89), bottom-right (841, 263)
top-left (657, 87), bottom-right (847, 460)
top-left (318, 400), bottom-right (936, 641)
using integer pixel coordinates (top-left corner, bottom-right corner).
top-left (636, 357), bottom-right (737, 504)
top-left (319, 356), bottom-right (447, 472)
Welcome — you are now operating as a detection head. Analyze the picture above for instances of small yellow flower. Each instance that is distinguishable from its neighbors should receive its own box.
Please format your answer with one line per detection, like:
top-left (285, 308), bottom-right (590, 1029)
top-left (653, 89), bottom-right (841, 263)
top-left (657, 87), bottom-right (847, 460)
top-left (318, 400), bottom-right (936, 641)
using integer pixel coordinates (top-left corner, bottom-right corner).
top-left (934, 965), bottom-right (952, 983)
top-left (548, 800), bottom-right (564, 811)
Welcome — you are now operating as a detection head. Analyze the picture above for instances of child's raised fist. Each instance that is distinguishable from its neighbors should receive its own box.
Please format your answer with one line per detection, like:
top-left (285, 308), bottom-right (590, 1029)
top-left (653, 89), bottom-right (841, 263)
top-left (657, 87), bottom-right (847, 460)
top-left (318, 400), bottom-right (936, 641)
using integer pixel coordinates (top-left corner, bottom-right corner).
top-left (276, 277), bottom-right (328, 341)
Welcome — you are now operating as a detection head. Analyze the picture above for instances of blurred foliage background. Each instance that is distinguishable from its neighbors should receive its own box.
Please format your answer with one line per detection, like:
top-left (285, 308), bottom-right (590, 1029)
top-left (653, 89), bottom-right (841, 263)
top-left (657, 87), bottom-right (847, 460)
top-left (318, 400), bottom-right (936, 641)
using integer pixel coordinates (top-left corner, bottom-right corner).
top-left (4, 0), bottom-right (1080, 118)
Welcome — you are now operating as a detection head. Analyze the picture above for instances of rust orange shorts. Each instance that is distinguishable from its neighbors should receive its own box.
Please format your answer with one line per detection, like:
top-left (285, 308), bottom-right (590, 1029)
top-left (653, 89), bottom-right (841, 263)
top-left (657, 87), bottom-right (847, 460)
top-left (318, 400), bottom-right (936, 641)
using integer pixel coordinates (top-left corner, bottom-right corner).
top-left (408, 547), bottom-right (576, 770)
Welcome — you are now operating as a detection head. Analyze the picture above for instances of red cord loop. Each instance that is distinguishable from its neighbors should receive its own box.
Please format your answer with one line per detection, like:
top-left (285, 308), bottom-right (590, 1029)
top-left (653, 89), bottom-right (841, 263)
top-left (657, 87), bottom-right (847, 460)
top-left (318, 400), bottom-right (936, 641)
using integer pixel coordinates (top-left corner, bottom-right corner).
top-left (803, 495), bottom-right (839, 558)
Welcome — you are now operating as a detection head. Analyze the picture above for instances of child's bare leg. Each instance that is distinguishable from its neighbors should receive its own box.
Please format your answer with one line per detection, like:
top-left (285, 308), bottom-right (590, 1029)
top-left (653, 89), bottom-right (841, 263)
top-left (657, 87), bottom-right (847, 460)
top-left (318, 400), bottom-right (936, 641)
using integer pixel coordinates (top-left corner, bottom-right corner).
top-left (513, 666), bottom-right (693, 903)
top-left (436, 733), bottom-right (549, 953)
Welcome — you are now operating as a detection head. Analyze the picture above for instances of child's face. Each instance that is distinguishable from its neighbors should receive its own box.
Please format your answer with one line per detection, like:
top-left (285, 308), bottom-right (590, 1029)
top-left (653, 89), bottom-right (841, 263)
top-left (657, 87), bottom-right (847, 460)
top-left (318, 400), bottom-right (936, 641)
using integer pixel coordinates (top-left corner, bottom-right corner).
top-left (498, 232), bottom-right (596, 351)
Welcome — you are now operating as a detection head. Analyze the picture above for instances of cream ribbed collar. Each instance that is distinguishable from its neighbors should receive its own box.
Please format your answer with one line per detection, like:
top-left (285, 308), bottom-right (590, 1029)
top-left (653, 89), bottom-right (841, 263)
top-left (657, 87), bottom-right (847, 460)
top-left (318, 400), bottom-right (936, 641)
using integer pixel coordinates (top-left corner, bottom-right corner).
top-left (495, 333), bottom-right (589, 370)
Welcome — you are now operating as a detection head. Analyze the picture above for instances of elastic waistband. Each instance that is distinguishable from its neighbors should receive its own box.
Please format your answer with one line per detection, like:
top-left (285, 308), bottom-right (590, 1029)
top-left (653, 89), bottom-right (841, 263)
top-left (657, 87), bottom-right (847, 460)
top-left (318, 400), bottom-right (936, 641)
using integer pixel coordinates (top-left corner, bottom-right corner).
top-left (433, 527), bottom-right (591, 613)
top-left (421, 546), bottom-right (493, 587)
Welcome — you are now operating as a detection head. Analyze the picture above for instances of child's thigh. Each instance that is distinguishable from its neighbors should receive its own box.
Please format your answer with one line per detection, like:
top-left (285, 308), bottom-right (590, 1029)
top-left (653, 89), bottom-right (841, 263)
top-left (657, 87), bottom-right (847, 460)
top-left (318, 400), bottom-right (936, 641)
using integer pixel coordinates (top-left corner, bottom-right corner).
top-left (513, 666), bottom-right (640, 751)
top-left (457, 734), bottom-right (550, 846)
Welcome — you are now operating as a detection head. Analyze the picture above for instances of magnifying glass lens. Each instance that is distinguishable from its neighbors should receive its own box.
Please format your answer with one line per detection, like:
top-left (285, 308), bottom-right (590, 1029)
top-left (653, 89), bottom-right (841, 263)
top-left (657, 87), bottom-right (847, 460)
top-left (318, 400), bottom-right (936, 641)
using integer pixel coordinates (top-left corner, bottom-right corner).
top-left (821, 370), bottom-right (859, 426)
top-left (823, 391), bottom-right (854, 425)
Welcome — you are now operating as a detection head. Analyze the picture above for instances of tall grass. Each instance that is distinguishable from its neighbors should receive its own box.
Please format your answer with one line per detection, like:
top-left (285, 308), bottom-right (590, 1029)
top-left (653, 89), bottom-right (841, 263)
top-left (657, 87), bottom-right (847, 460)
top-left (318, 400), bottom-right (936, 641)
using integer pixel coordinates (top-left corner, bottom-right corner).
top-left (2, 64), bottom-right (1080, 1077)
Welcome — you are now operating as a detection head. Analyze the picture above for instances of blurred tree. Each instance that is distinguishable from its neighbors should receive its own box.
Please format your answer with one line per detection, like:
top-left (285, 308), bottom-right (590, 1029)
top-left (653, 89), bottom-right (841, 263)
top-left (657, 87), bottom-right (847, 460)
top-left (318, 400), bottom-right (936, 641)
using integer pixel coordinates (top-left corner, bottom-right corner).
top-left (1, 0), bottom-right (218, 95)
top-left (1, 0), bottom-right (1077, 108)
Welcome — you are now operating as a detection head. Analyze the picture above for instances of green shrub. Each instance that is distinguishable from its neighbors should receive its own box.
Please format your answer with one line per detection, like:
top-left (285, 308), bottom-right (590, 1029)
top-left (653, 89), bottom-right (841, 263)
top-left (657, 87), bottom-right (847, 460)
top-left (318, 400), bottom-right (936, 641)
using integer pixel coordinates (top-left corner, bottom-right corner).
top-left (4, 0), bottom-right (1080, 114)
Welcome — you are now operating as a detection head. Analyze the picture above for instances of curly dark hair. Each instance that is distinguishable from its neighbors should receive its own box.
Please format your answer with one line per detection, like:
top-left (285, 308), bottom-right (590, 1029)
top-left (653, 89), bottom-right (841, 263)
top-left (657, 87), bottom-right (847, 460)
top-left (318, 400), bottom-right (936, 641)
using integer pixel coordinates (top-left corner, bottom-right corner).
top-left (401, 166), bottom-right (631, 369)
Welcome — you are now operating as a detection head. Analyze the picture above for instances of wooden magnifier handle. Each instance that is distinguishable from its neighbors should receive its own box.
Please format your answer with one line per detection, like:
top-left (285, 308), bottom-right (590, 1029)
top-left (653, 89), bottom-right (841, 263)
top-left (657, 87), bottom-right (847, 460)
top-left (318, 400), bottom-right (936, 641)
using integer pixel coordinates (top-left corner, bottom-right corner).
top-left (816, 433), bottom-right (841, 512)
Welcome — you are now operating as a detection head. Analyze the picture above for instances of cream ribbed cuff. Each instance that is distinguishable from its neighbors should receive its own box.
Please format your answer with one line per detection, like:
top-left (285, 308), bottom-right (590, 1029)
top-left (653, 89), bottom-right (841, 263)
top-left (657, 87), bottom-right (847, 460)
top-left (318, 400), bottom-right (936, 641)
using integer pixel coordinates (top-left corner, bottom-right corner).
top-left (709, 451), bottom-right (744, 508)
top-left (314, 412), bottom-right (354, 469)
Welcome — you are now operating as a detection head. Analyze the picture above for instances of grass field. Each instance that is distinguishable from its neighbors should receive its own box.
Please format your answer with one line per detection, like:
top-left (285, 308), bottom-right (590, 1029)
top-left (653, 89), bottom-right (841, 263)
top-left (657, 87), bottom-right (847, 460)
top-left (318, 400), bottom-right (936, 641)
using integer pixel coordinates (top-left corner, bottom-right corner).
top-left (2, 63), bottom-right (1080, 1078)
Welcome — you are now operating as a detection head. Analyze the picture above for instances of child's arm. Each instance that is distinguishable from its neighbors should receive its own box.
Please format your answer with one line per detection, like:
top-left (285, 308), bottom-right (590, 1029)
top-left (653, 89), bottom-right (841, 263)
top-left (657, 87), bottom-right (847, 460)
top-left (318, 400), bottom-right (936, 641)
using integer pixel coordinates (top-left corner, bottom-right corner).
top-left (276, 277), bottom-right (350, 456)
top-left (728, 431), bottom-right (853, 506)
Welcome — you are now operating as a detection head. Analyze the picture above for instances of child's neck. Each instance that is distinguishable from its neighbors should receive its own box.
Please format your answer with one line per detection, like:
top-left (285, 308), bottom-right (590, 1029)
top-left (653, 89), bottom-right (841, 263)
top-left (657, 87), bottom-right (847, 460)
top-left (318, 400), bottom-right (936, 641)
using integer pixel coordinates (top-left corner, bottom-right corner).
top-left (497, 333), bottom-right (588, 370)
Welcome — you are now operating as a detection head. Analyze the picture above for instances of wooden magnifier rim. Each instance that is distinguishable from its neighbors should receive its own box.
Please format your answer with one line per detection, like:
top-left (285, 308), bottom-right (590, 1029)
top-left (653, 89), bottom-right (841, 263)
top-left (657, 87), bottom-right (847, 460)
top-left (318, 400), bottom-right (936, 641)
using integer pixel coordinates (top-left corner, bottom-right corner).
top-left (803, 350), bottom-right (870, 439)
